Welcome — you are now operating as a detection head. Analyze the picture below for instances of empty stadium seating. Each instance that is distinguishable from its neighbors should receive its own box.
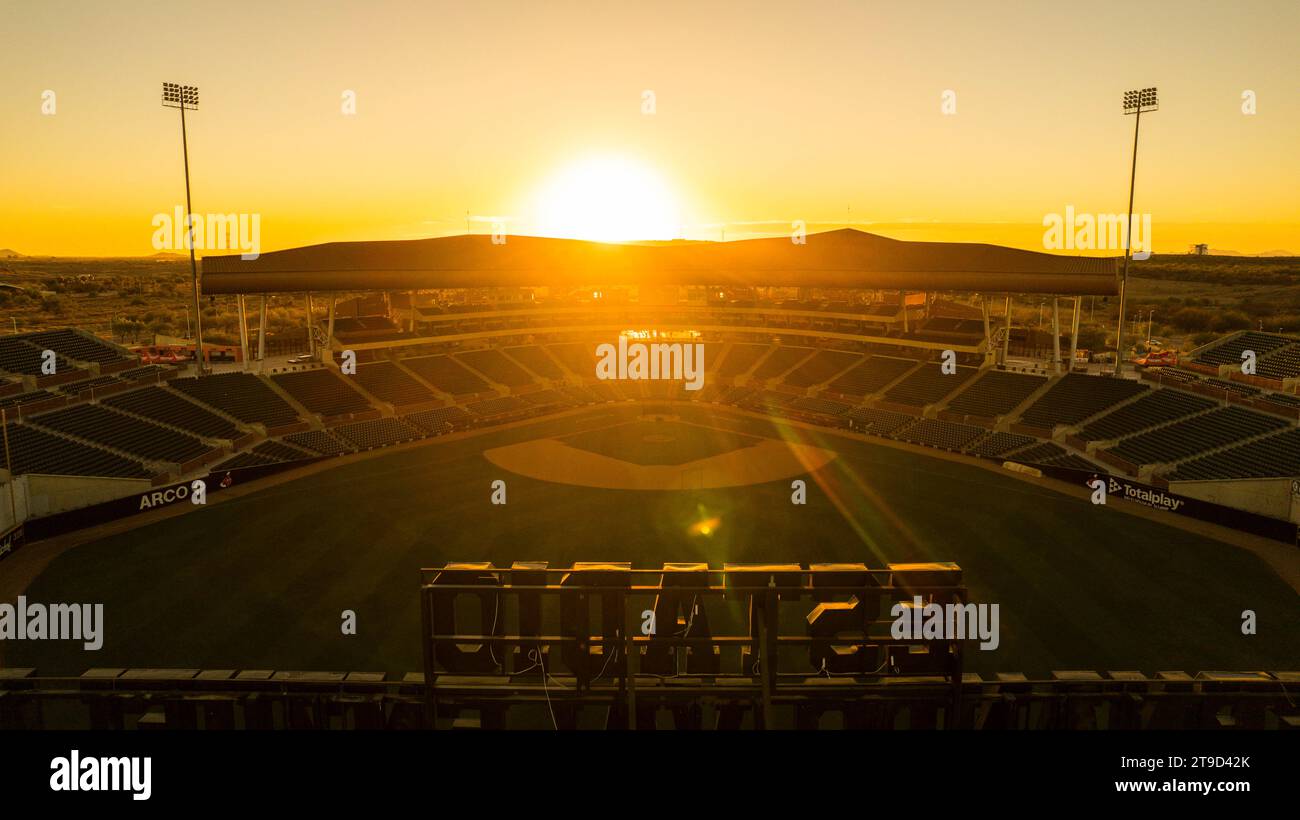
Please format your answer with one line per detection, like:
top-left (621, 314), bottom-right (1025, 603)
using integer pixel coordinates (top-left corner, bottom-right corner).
top-left (897, 418), bottom-right (986, 451)
top-left (827, 356), bottom-right (916, 397)
top-left (844, 407), bottom-right (915, 435)
top-left (1105, 405), bottom-right (1288, 466)
top-left (944, 370), bottom-right (1046, 417)
top-left (467, 395), bottom-right (528, 417)
top-left (0, 390), bottom-right (59, 410)
top-left (456, 348), bottom-right (534, 387)
top-left (750, 346), bottom-right (815, 379)
top-left (353, 361), bottom-right (436, 406)
top-left (172, 373), bottom-right (300, 427)
top-left (789, 396), bottom-right (851, 416)
top-left (23, 329), bottom-right (128, 365)
top-left (283, 429), bottom-right (354, 455)
top-left (30, 403), bottom-right (209, 463)
top-left (402, 355), bottom-right (491, 395)
top-left (782, 349), bottom-right (862, 388)
top-left (1017, 373), bottom-right (1148, 428)
top-left (1077, 388), bottom-right (1215, 442)
top-left (104, 386), bottom-right (241, 439)
top-left (1168, 427), bottom-right (1300, 481)
top-left (1195, 331), bottom-right (1291, 367)
top-left (1256, 345), bottom-right (1300, 380)
top-left (544, 343), bottom-right (596, 378)
top-left (716, 343), bottom-right (769, 377)
top-left (331, 417), bottom-right (424, 450)
top-left (965, 431), bottom-right (1038, 458)
top-left (503, 346), bottom-right (564, 380)
top-left (883, 364), bottom-right (977, 407)
top-left (272, 369), bottom-right (373, 417)
top-left (7, 423), bottom-right (149, 478)
top-left (404, 406), bottom-right (474, 434)
top-left (0, 337), bottom-right (74, 376)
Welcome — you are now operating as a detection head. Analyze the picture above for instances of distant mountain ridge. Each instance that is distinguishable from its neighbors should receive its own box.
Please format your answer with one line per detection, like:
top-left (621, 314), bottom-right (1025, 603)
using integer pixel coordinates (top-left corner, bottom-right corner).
top-left (1203, 248), bottom-right (1298, 258)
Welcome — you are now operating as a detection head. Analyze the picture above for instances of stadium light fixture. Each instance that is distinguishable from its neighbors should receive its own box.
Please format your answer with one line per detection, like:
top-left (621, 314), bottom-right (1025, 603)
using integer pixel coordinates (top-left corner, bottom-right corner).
top-left (161, 82), bottom-right (207, 374)
top-left (1113, 86), bottom-right (1157, 377)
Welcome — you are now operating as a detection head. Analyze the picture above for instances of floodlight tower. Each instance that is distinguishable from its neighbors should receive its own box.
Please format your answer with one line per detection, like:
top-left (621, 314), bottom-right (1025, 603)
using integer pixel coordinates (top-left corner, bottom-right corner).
top-left (162, 82), bottom-right (207, 374)
top-left (1114, 86), bottom-right (1158, 376)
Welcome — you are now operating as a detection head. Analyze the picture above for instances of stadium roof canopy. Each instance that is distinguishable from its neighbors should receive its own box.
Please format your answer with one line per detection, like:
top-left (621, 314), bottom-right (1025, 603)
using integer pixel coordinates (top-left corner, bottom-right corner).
top-left (201, 229), bottom-right (1119, 296)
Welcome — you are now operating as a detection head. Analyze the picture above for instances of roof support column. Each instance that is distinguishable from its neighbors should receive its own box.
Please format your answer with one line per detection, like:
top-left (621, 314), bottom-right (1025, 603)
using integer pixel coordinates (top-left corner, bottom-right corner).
top-left (237, 294), bottom-right (250, 371)
top-left (1002, 296), bottom-right (1012, 366)
top-left (306, 292), bottom-right (316, 360)
top-left (257, 295), bottom-right (267, 372)
top-left (327, 295), bottom-right (337, 358)
top-left (1069, 297), bottom-right (1081, 374)
top-left (981, 296), bottom-right (992, 365)
top-left (900, 291), bottom-right (908, 334)
top-left (1051, 298), bottom-right (1062, 374)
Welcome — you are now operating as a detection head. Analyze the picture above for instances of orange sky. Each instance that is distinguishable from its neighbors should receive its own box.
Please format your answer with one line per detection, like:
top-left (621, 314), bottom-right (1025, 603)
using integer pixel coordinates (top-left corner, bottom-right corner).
top-left (2, 0), bottom-right (1297, 257)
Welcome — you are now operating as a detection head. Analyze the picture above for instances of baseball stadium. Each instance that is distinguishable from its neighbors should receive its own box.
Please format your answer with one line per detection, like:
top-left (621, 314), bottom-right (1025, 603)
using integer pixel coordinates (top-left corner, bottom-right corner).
top-left (0, 230), bottom-right (1296, 730)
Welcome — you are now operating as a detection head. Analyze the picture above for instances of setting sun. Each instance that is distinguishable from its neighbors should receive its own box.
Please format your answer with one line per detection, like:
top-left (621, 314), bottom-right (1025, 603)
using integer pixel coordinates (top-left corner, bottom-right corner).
top-left (533, 156), bottom-right (681, 243)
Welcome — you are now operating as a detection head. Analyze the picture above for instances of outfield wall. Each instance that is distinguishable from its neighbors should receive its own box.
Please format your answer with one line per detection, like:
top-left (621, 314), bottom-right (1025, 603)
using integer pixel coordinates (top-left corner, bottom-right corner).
top-left (1168, 477), bottom-right (1298, 525)
top-left (21, 473), bottom-right (152, 519)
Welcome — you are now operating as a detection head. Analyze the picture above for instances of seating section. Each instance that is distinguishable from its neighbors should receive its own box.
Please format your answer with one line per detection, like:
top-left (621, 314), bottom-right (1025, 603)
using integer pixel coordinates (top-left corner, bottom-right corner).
top-left (104, 386), bottom-right (240, 439)
top-left (402, 355), bottom-right (491, 395)
top-left (545, 343), bottom-right (596, 378)
top-left (1195, 331), bottom-right (1291, 367)
top-left (844, 407), bottom-right (915, 435)
top-left (883, 364), bottom-right (977, 407)
top-left (738, 390), bottom-right (800, 413)
top-left (503, 346), bottom-right (564, 380)
top-left (172, 373), bottom-right (300, 427)
top-left (352, 361), bottom-right (436, 406)
top-left (944, 370), bottom-right (1046, 417)
top-left (1204, 378), bottom-right (1258, 398)
top-left (520, 389), bottom-right (569, 409)
top-left (750, 346), bottom-right (815, 380)
top-left (7, 423), bottom-right (149, 478)
top-left (57, 374), bottom-right (122, 394)
top-left (24, 329), bottom-right (128, 364)
top-left (31, 403), bottom-right (209, 463)
top-left (789, 396), bottom-right (851, 416)
top-left (0, 337), bottom-right (73, 375)
top-left (1003, 441), bottom-right (1098, 470)
top-left (1018, 374), bottom-right (1148, 428)
top-left (827, 356), bottom-right (916, 397)
top-left (456, 349), bottom-right (534, 387)
top-left (1105, 406), bottom-right (1288, 466)
top-left (331, 417), bottom-right (424, 450)
top-left (1078, 388), bottom-right (1215, 442)
top-left (467, 395), bottom-right (528, 417)
top-left (1257, 345), bottom-right (1300, 380)
top-left (897, 418), bottom-right (986, 451)
top-left (218, 440), bottom-right (314, 470)
top-left (283, 429), bottom-right (354, 455)
top-left (1168, 427), bottom-right (1300, 481)
top-left (1259, 392), bottom-right (1300, 410)
top-left (782, 350), bottom-right (861, 388)
top-left (0, 390), bottom-right (58, 409)
top-left (965, 431), bottom-right (1038, 458)
top-left (404, 406), bottom-right (473, 434)
top-left (272, 369), bottom-right (373, 417)
top-left (716, 343), bottom-right (769, 377)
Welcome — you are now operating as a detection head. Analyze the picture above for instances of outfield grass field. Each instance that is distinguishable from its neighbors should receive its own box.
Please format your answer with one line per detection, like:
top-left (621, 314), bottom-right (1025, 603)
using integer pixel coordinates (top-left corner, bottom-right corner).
top-left (7, 403), bottom-right (1298, 678)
